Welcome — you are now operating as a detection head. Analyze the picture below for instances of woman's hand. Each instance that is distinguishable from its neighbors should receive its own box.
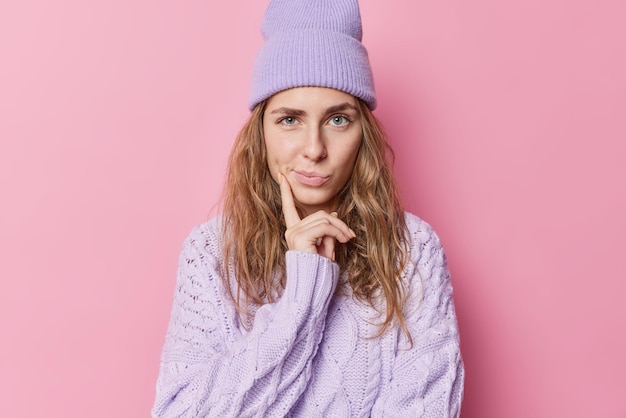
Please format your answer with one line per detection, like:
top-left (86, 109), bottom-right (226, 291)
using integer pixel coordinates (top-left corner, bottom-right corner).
top-left (280, 175), bottom-right (355, 260)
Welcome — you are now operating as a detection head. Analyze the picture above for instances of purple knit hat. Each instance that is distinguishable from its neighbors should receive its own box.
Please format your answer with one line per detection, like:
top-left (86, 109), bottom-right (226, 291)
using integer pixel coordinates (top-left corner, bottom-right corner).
top-left (249, 0), bottom-right (377, 110)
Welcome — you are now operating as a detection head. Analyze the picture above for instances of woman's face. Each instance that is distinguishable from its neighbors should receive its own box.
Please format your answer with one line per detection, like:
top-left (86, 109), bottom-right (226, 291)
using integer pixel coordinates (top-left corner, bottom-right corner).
top-left (263, 87), bottom-right (363, 217)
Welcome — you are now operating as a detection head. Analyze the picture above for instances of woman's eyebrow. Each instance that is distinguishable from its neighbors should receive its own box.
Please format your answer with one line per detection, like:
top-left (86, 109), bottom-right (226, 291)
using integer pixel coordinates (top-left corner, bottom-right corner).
top-left (269, 107), bottom-right (307, 116)
top-left (324, 103), bottom-right (358, 115)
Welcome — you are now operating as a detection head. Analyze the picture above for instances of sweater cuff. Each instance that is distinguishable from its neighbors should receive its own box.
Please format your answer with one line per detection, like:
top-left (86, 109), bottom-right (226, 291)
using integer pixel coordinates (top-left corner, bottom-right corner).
top-left (283, 251), bottom-right (339, 309)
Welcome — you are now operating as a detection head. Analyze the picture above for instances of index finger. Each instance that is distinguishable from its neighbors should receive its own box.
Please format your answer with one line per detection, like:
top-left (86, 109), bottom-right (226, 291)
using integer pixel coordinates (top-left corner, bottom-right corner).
top-left (279, 174), bottom-right (301, 228)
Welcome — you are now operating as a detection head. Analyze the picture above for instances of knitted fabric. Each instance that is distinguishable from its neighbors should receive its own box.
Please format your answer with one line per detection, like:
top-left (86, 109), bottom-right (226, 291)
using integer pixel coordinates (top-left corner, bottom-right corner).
top-left (152, 213), bottom-right (464, 417)
top-left (249, 0), bottom-right (377, 110)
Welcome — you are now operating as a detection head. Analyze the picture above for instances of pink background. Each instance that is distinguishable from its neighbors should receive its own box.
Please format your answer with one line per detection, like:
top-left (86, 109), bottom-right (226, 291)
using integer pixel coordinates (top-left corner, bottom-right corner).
top-left (1, 0), bottom-right (625, 416)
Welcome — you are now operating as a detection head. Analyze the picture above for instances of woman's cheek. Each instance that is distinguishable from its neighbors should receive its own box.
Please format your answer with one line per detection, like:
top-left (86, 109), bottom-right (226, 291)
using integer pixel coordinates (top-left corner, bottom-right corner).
top-left (267, 158), bottom-right (282, 182)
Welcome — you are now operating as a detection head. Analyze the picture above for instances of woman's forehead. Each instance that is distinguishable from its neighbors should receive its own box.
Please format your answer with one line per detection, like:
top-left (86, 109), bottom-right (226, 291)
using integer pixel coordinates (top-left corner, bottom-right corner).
top-left (266, 87), bottom-right (357, 110)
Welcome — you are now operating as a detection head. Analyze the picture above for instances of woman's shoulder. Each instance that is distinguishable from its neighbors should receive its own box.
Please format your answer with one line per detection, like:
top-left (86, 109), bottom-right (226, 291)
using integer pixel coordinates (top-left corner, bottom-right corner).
top-left (402, 211), bottom-right (450, 282)
top-left (403, 211), bottom-right (444, 251)
top-left (180, 216), bottom-right (224, 258)
top-left (401, 212), bottom-right (453, 307)
top-left (187, 216), bottom-right (223, 238)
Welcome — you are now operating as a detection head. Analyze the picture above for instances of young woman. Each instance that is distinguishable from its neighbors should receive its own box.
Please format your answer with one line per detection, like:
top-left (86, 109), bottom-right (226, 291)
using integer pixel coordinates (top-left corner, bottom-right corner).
top-left (152, 0), bottom-right (464, 416)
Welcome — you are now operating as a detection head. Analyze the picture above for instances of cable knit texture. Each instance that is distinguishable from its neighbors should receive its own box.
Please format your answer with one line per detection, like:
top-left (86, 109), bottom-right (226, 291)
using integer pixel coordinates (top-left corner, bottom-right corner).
top-left (152, 212), bottom-right (464, 417)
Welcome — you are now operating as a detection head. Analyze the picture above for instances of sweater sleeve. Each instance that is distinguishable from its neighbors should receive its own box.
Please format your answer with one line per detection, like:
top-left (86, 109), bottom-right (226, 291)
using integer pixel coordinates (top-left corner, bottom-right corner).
top-left (371, 216), bottom-right (464, 418)
top-left (152, 223), bottom-right (339, 418)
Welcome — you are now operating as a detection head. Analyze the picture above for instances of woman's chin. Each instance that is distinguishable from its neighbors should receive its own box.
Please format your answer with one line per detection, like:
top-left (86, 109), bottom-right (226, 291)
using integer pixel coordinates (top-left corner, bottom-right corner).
top-left (293, 195), bottom-right (337, 215)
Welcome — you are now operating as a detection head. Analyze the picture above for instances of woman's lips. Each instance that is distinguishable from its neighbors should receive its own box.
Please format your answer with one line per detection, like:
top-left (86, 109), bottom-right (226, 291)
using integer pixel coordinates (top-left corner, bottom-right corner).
top-left (292, 170), bottom-right (330, 186)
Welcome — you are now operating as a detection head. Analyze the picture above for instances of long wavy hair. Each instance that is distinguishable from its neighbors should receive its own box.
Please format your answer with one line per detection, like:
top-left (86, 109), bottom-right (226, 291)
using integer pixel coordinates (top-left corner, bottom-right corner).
top-left (222, 98), bottom-right (411, 339)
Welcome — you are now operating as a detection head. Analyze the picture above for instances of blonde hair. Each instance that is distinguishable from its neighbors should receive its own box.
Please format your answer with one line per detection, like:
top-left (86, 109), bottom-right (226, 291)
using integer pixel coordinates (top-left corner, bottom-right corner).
top-left (222, 99), bottom-right (411, 339)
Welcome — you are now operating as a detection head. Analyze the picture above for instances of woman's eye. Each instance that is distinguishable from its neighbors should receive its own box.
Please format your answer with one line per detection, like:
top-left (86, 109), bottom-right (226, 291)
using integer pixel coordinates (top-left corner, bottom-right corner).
top-left (279, 117), bottom-right (297, 125)
top-left (329, 115), bottom-right (349, 126)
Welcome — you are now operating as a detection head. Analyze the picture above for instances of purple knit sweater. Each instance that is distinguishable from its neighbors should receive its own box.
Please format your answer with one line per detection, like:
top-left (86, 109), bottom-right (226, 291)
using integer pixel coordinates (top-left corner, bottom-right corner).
top-left (152, 213), bottom-right (464, 417)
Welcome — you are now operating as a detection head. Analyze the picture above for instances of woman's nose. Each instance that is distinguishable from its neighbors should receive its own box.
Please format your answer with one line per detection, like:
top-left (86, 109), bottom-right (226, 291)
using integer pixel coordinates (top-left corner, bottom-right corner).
top-left (302, 127), bottom-right (327, 161)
